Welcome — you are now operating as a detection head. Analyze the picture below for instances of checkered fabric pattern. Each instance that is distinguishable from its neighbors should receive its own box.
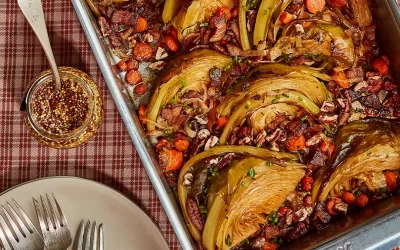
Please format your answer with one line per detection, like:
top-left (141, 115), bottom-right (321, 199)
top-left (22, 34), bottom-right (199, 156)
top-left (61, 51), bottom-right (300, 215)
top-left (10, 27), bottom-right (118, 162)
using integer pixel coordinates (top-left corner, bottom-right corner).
top-left (0, 1), bottom-right (180, 249)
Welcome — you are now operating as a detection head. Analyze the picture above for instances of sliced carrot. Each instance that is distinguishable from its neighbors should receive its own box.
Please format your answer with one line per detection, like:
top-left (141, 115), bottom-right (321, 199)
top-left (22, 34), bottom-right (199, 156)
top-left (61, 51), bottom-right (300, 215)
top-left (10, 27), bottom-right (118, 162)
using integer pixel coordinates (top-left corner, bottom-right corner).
top-left (155, 139), bottom-right (172, 152)
top-left (262, 242), bottom-right (278, 250)
top-left (372, 57), bottom-right (389, 76)
top-left (332, 71), bottom-right (350, 88)
top-left (278, 206), bottom-right (290, 215)
top-left (135, 16), bottom-right (148, 32)
top-left (326, 199), bottom-right (337, 215)
top-left (320, 140), bottom-right (335, 157)
top-left (342, 192), bottom-right (355, 204)
top-left (355, 194), bottom-right (369, 207)
top-left (135, 84), bottom-right (146, 95)
top-left (384, 171), bottom-right (397, 192)
top-left (138, 104), bottom-right (147, 124)
top-left (305, 0), bottom-right (326, 14)
top-left (215, 6), bottom-right (232, 21)
top-left (126, 58), bottom-right (139, 71)
top-left (330, 0), bottom-right (347, 8)
top-left (126, 70), bottom-right (142, 85)
top-left (164, 35), bottom-right (180, 52)
top-left (216, 116), bottom-right (229, 127)
top-left (161, 149), bottom-right (184, 171)
top-left (301, 176), bottom-right (313, 191)
top-left (287, 135), bottom-right (306, 151)
top-left (279, 12), bottom-right (294, 25)
top-left (174, 138), bottom-right (189, 151)
top-left (117, 60), bottom-right (127, 71)
top-left (134, 43), bottom-right (153, 61)
top-left (169, 26), bottom-right (178, 40)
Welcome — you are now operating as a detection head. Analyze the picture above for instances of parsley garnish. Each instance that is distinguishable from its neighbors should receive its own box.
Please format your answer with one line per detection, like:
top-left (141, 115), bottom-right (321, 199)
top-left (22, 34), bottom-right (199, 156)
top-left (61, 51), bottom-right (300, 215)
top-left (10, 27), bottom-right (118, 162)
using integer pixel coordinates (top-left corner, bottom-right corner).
top-left (241, 181), bottom-right (246, 186)
top-left (210, 167), bottom-right (219, 176)
top-left (199, 205), bottom-right (207, 215)
top-left (266, 161), bottom-right (272, 167)
top-left (225, 234), bottom-right (232, 246)
top-left (300, 114), bottom-right (308, 121)
top-left (267, 210), bottom-right (278, 226)
top-left (199, 22), bottom-right (209, 27)
top-left (180, 79), bottom-right (187, 87)
top-left (347, 137), bottom-right (352, 143)
top-left (282, 93), bottom-right (289, 98)
top-left (247, 168), bottom-right (256, 179)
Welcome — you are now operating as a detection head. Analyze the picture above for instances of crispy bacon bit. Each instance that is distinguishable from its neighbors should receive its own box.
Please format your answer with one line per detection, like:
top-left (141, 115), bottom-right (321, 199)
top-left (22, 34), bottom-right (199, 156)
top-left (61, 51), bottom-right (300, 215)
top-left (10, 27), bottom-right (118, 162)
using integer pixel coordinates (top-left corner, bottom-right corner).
top-left (210, 16), bottom-right (227, 42)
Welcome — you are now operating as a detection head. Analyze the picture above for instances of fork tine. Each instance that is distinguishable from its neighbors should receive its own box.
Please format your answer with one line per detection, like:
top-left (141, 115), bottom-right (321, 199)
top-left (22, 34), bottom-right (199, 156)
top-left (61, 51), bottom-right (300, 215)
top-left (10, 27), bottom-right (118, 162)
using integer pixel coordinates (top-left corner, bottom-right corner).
top-left (33, 198), bottom-right (47, 233)
top-left (0, 221), bottom-right (12, 250)
top-left (77, 220), bottom-right (85, 250)
top-left (6, 202), bottom-right (28, 237)
top-left (84, 220), bottom-right (91, 250)
top-left (12, 199), bottom-right (40, 235)
top-left (40, 195), bottom-right (53, 230)
top-left (0, 212), bottom-right (17, 246)
top-left (52, 194), bottom-right (68, 227)
top-left (2, 206), bottom-right (25, 240)
top-left (92, 221), bottom-right (97, 250)
top-left (99, 223), bottom-right (104, 250)
top-left (46, 194), bottom-right (60, 228)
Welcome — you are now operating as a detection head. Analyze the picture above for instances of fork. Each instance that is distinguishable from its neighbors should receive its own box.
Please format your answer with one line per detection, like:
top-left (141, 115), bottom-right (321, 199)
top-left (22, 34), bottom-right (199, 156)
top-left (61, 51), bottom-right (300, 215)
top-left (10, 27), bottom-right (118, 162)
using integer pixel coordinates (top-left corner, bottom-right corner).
top-left (33, 194), bottom-right (72, 250)
top-left (76, 220), bottom-right (104, 250)
top-left (0, 199), bottom-right (44, 250)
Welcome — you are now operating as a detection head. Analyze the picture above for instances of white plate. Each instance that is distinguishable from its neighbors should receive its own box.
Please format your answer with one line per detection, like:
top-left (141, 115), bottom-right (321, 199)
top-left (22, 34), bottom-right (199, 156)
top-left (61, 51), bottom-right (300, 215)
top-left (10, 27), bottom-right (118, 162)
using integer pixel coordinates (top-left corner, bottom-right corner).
top-left (0, 177), bottom-right (169, 250)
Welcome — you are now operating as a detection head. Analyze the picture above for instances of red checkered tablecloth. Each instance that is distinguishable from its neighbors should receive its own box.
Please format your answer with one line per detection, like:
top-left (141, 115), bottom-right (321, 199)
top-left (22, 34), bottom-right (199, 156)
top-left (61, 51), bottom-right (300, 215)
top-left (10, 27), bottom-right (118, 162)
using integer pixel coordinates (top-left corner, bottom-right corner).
top-left (0, 1), bottom-right (180, 249)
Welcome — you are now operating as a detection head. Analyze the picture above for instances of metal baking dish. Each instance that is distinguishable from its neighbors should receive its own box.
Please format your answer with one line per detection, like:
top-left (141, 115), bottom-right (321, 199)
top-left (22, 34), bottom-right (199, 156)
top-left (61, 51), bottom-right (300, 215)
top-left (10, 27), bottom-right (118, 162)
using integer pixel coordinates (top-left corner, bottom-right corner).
top-left (71, 0), bottom-right (400, 249)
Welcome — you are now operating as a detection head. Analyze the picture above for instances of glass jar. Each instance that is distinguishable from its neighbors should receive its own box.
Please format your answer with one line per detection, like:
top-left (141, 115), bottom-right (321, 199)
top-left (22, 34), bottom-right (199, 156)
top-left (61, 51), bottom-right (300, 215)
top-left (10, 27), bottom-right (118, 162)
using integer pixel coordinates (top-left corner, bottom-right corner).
top-left (23, 67), bottom-right (103, 148)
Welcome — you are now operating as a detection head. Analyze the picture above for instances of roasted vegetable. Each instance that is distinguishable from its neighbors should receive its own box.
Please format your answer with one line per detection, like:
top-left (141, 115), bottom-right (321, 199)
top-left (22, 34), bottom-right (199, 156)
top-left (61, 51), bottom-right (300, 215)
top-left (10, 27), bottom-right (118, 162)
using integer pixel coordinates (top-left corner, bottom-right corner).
top-left (172, 0), bottom-right (235, 41)
top-left (318, 24), bottom-right (355, 69)
top-left (253, 0), bottom-right (281, 46)
top-left (239, 0), bottom-right (251, 50)
top-left (349, 0), bottom-right (372, 28)
top-left (219, 91), bottom-right (320, 144)
top-left (146, 50), bottom-right (231, 132)
top-left (178, 146), bottom-right (296, 242)
top-left (85, 0), bottom-right (130, 16)
top-left (162, 0), bottom-right (184, 23)
top-left (178, 145), bottom-right (303, 248)
top-left (312, 119), bottom-right (400, 202)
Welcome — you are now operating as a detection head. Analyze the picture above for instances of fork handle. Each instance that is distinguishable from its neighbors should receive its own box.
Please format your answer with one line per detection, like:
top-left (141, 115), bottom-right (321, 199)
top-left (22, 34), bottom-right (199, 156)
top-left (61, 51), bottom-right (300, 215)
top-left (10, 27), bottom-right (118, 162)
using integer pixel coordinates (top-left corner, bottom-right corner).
top-left (17, 0), bottom-right (61, 90)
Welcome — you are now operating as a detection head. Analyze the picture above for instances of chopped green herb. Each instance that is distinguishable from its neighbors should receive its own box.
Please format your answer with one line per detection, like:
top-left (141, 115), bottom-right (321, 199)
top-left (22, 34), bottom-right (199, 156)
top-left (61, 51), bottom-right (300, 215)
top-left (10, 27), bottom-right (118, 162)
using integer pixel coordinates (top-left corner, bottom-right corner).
top-left (300, 114), bottom-right (308, 121)
top-left (170, 98), bottom-right (177, 104)
top-left (298, 96), bottom-right (303, 101)
top-left (282, 93), bottom-right (289, 98)
top-left (263, 9), bottom-right (268, 15)
top-left (199, 205), bottom-right (207, 215)
top-left (180, 79), bottom-right (187, 87)
top-left (241, 181), bottom-right (246, 186)
top-left (233, 55), bottom-right (239, 63)
top-left (242, 238), bottom-right (250, 245)
top-left (272, 95), bottom-right (281, 103)
top-left (210, 167), bottom-right (219, 176)
top-left (199, 22), bottom-right (209, 27)
top-left (225, 234), bottom-right (232, 246)
top-left (183, 103), bottom-right (190, 110)
top-left (163, 129), bottom-right (172, 135)
top-left (347, 137), bottom-right (352, 143)
top-left (282, 53), bottom-right (292, 62)
top-left (367, 152), bottom-right (372, 157)
top-left (266, 161), bottom-right (272, 167)
top-left (247, 168), bottom-right (256, 179)
top-left (267, 210), bottom-right (278, 226)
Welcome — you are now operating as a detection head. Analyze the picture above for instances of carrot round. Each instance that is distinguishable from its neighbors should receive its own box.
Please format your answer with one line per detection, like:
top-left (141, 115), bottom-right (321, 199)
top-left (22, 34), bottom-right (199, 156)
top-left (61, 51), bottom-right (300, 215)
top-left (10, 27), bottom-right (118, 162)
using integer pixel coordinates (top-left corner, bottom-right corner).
top-left (174, 138), bottom-right (190, 151)
top-left (164, 35), bottom-right (180, 52)
top-left (305, 0), bottom-right (326, 14)
top-left (126, 70), bottom-right (142, 85)
top-left (135, 16), bottom-right (148, 32)
top-left (372, 58), bottom-right (389, 76)
top-left (342, 192), bottom-right (355, 204)
top-left (332, 71), bottom-right (350, 89)
top-left (216, 116), bottom-right (229, 127)
top-left (384, 171), bottom-right (397, 192)
top-left (279, 12), bottom-right (294, 25)
top-left (287, 135), bottom-right (306, 151)
top-left (134, 43), bottom-right (153, 61)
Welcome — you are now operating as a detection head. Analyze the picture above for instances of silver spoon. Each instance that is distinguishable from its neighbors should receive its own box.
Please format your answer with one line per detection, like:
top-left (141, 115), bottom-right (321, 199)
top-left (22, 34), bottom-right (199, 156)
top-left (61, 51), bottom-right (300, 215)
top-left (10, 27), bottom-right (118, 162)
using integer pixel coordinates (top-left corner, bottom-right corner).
top-left (18, 0), bottom-right (61, 90)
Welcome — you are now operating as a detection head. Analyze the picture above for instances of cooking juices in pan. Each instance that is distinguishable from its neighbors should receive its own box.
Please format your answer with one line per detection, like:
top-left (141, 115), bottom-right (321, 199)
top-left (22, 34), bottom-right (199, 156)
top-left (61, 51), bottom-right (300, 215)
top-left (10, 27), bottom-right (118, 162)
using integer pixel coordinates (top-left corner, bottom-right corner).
top-left (88, 0), bottom-right (400, 249)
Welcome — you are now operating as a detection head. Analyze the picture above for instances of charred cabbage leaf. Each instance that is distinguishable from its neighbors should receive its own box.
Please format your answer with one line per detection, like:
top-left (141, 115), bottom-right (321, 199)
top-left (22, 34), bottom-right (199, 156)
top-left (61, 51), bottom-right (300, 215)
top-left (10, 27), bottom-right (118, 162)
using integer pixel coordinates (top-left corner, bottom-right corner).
top-left (146, 49), bottom-right (231, 132)
top-left (178, 146), bottom-right (296, 242)
top-left (312, 119), bottom-right (400, 201)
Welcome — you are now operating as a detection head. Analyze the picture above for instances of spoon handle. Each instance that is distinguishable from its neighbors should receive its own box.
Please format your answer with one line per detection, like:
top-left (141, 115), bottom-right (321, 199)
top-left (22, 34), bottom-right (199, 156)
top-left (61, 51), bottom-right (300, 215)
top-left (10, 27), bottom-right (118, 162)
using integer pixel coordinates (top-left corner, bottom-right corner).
top-left (18, 0), bottom-right (61, 90)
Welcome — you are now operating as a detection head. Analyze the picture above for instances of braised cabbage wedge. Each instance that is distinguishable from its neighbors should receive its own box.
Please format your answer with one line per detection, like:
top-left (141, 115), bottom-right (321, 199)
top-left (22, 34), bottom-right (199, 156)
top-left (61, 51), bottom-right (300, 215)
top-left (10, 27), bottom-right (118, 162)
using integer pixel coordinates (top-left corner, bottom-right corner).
top-left (177, 146), bottom-right (304, 249)
top-left (312, 119), bottom-right (400, 202)
top-left (146, 49), bottom-right (231, 132)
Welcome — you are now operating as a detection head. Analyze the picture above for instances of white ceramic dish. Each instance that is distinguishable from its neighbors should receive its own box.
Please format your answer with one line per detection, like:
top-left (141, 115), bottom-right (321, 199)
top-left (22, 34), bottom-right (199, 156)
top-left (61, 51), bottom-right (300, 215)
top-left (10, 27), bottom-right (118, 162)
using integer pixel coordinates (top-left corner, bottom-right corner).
top-left (0, 177), bottom-right (169, 250)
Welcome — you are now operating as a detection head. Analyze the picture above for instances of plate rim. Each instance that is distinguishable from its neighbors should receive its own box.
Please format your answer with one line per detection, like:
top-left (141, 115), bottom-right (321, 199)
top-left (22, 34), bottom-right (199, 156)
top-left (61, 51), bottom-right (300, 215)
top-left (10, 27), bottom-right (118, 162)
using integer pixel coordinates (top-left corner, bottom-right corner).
top-left (0, 176), bottom-right (169, 249)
